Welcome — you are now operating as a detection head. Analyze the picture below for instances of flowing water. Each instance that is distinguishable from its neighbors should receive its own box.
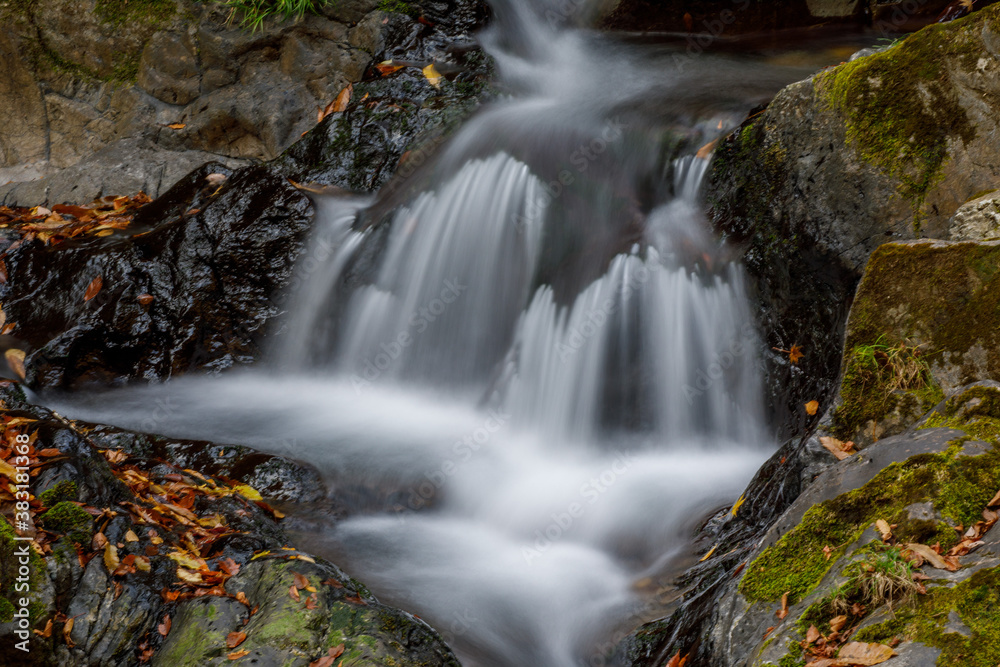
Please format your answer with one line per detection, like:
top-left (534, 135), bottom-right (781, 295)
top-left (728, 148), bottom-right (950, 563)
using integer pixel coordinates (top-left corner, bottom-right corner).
top-left (42, 2), bottom-right (871, 665)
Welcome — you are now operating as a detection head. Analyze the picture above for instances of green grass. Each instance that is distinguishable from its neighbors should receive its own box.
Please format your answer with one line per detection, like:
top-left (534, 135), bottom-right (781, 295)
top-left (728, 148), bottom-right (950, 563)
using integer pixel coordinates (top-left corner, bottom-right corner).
top-left (223, 0), bottom-right (332, 31)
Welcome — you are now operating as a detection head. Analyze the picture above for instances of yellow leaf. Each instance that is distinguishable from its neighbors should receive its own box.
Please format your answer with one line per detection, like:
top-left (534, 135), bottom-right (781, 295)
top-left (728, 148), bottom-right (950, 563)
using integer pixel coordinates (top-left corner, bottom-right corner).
top-left (422, 63), bottom-right (443, 88)
top-left (104, 543), bottom-right (120, 572)
top-left (176, 567), bottom-right (204, 584)
top-left (167, 123), bottom-right (186, 130)
top-left (804, 400), bottom-right (819, 416)
top-left (233, 484), bottom-right (262, 501)
top-left (168, 550), bottom-right (207, 571)
top-left (124, 530), bottom-right (139, 542)
top-left (730, 493), bottom-right (745, 517)
top-left (699, 545), bottom-right (717, 562)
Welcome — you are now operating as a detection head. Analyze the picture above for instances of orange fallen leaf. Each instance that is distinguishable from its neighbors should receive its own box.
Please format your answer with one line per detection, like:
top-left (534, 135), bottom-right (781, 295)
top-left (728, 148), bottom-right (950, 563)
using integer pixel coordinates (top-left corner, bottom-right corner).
top-left (375, 60), bottom-right (405, 76)
top-left (84, 275), bottom-right (103, 302)
top-left (34, 619), bottom-right (53, 638)
top-left (137, 294), bottom-right (154, 305)
top-left (805, 625), bottom-right (820, 644)
top-left (293, 572), bottom-right (309, 590)
top-left (4, 349), bottom-right (25, 380)
top-left (805, 400), bottom-right (820, 416)
top-left (903, 543), bottom-right (957, 571)
top-left (64, 616), bottom-right (75, 647)
top-left (226, 631), bottom-right (247, 648)
top-left (228, 649), bottom-right (250, 660)
top-left (289, 585), bottom-right (300, 602)
top-left (168, 123), bottom-right (186, 130)
top-left (158, 614), bottom-right (171, 636)
top-left (776, 591), bottom-right (789, 620)
top-left (789, 345), bottom-right (804, 364)
top-left (665, 652), bottom-right (688, 667)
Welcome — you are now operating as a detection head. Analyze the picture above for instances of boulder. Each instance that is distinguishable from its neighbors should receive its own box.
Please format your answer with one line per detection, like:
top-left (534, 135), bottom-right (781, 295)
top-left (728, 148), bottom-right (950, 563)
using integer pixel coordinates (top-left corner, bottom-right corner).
top-left (705, 5), bottom-right (1000, 439)
top-left (0, 163), bottom-right (312, 389)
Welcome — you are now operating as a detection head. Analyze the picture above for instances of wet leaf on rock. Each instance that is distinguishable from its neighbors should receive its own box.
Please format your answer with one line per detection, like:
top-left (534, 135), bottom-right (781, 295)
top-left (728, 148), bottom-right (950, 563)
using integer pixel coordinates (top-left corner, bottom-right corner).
top-left (84, 276), bottom-right (103, 302)
top-left (226, 631), bottom-right (246, 648)
top-left (158, 614), bottom-right (171, 636)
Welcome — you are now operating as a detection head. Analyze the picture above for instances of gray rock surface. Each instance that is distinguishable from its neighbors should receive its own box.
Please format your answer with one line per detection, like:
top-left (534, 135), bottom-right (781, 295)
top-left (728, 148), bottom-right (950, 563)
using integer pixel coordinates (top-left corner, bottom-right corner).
top-left (949, 189), bottom-right (1000, 240)
top-left (0, 0), bottom-right (402, 205)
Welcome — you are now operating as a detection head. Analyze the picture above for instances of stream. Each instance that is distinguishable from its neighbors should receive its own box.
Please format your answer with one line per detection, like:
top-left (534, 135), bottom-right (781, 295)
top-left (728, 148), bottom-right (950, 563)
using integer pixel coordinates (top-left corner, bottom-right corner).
top-left (42, 2), bottom-right (880, 665)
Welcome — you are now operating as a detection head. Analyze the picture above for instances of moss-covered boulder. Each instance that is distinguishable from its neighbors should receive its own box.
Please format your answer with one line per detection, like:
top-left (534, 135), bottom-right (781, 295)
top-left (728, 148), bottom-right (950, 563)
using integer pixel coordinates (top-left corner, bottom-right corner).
top-left (706, 6), bottom-right (1000, 439)
top-left (825, 240), bottom-right (1000, 446)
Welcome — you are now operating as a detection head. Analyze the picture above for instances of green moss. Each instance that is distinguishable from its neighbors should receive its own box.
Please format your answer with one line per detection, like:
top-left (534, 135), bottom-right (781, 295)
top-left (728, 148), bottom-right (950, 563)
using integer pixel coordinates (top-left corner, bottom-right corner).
top-left (739, 441), bottom-right (1000, 604)
top-left (831, 339), bottom-right (942, 442)
top-left (94, 0), bottom-right (175, 27)
top-left (376, 0), bottom-right (419, 16)
top-left (815, 8), bottom-right (990, 213)
top-left (0, 596), bottom-right (14, 623)
top-left (852, 566), bottom-right (1000, 665)
top-left (843, 241), bottom-right (1000, 421)
top-left (38, 480), bottom-right (78, 508)
top-left (40, 501), bottom-right (93, 546)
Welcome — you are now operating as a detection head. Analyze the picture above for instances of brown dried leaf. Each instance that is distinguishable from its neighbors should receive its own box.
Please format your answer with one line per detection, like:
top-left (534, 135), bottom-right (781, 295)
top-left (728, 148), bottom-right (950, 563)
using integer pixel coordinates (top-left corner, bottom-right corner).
top-left (289, 584), bottom-right (301, 602)
top-left (158, 614), bottom-right (171, 636)
top-left (805, 625), bottom-right (821, 644)
top-left (829, 615), bottom-right (848, 633)
top-left (776, 591), bottom-right (789, 620)
top-left (4, 349), bottom-right (26, 381)
top-left (137, 294), bottom-right (154, 305)
top-left (227, 649), bottom-right (250, 660)
top-left (819, 436), bottom-right (853, 461)
top-left (293, 571), bottom-right (309, 590)
top-left (84, 275), bottom-right (103, 302)
top-left (226, 631), bottom-right (247, 648)
top-left (904, 543), bottom-right (956, 571)
top-left (875, 519), bottom-right (892, 542)
top-left (64, 617), bottom-right (75, 647)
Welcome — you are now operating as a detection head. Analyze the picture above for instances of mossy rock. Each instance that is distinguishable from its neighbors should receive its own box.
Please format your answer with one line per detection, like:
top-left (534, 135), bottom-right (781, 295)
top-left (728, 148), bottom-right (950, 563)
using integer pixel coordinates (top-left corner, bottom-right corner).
top-left (39, 501), bottom-right (94, 546)
top-left (829, 240), bottom-right (1000, 444)
top-left (37, 480), bottom-right (78, 507)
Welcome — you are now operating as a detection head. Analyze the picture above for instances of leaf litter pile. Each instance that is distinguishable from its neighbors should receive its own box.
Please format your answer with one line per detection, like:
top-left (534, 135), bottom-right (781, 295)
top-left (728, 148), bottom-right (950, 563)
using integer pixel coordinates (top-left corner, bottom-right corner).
top-left (0, 193), bottom-right (151, 246)
top-left (0, 398), bottom-right (308, 663)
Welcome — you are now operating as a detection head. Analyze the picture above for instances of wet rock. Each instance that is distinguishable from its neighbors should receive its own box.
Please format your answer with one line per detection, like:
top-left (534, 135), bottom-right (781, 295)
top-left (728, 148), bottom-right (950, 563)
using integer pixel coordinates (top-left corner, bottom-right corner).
top-left (0, 384), bottom-right (458, 666)
top-left (1, 163), bottom-right (312, 389)
top-left (706, 6), bottom-right (1000, 440)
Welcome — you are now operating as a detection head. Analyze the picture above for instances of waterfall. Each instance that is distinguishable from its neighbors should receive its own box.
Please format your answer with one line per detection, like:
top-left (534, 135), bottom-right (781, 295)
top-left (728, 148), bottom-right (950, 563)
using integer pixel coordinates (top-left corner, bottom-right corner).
top-left (41, 1), bottom-right (823, 664)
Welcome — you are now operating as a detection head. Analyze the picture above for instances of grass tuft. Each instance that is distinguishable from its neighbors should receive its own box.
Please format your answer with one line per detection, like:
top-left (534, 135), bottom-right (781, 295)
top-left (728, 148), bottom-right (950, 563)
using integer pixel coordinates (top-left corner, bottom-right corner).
top-left (223, 0), bottom-right (332, 32)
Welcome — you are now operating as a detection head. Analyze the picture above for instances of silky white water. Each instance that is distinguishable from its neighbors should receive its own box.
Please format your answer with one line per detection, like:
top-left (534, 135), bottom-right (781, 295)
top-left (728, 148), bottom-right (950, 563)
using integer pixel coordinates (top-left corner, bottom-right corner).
top-left (42, 1), bottom-right (829, 664)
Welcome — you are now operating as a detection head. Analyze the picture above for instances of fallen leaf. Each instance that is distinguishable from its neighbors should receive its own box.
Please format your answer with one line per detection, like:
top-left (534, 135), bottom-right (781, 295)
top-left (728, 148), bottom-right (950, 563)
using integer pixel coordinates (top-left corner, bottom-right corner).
top-left (665, 652), bottom-right (688, 667)
top-left (423, 63), bottom-right (443, 88)
top-left (34, 619), bottom-right (53, 638)
top-left (0, 260), bottom-right (7, 283)
top-left (289, 585), bottom-right (300, 602)
top-left (5, 349), bottom-right (26, 380)
top-left (104, 542), bottom-right (120, 573)
top-left (988, 488), bottom-right (1000, 508)
top-left (226, 631), bottom-right (247, 648)
top-left (135, 555), bottom-right (151, 572)
top-left (829, 615), bottom-right (848, 633)
top-left (805, 400), bottom-right (820, 416)
top-left (776, 591), bottom-right (789, 620)
top-left (228, 649), bottom-right (250, 660)
top-left (84, 275), bottom-right (103, 302)
top-left (310, 657), bottom-right (335, 667)
top-left (137, 294), bottom-right (154, 305)
top-left (329, 644), bottom-right (345, 659)
top-left (168, 123), bottom-right (186, 130)
top-left (125, 529), bottom-right (139, 542)
top-left (819, 436), bottom-right (853, 461)
top-left (875, 519), bottom-right (892, 542)
top-left (838, 641), bottom-right (895, 664)
top-left (699, 545), bottom-right (717, 562)
top-left (236, 591), bottom-right (250, 606)
top-left (375, 60), bottom-right (405, 76)
top-left (92, 532), bottom-right (108, 550)
top-left (789, 345), bottom-right (804, 364)
top-left (177, 568), bottom-right (204, 584)
top-left (293, 572), bottom-right (309, 590)
top-left (806, 625), bottom-right (821, 644)
top-left (158, 614), bottom-right (171, 636)
top-left (730, 494), bottom-right (746, 517)
top-left (320, 83), bottom-right (353, 121)
top-left (64, 616), bottom-right (75, 647)
top-left (233, 484), bottom-right (262, 501)
top-left (904, 543), bottom-right (957, 571)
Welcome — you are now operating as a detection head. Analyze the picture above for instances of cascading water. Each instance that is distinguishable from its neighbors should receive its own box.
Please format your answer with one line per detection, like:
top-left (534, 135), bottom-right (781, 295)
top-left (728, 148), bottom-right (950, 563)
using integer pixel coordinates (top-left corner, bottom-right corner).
top-left (42, 1), bottom-right (833, 665)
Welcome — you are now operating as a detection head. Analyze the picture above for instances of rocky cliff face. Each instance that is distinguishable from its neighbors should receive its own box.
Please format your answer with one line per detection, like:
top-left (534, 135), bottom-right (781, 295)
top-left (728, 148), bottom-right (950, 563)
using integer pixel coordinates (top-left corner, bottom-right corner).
top-left (0, 0), bottom-right (486, 206)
